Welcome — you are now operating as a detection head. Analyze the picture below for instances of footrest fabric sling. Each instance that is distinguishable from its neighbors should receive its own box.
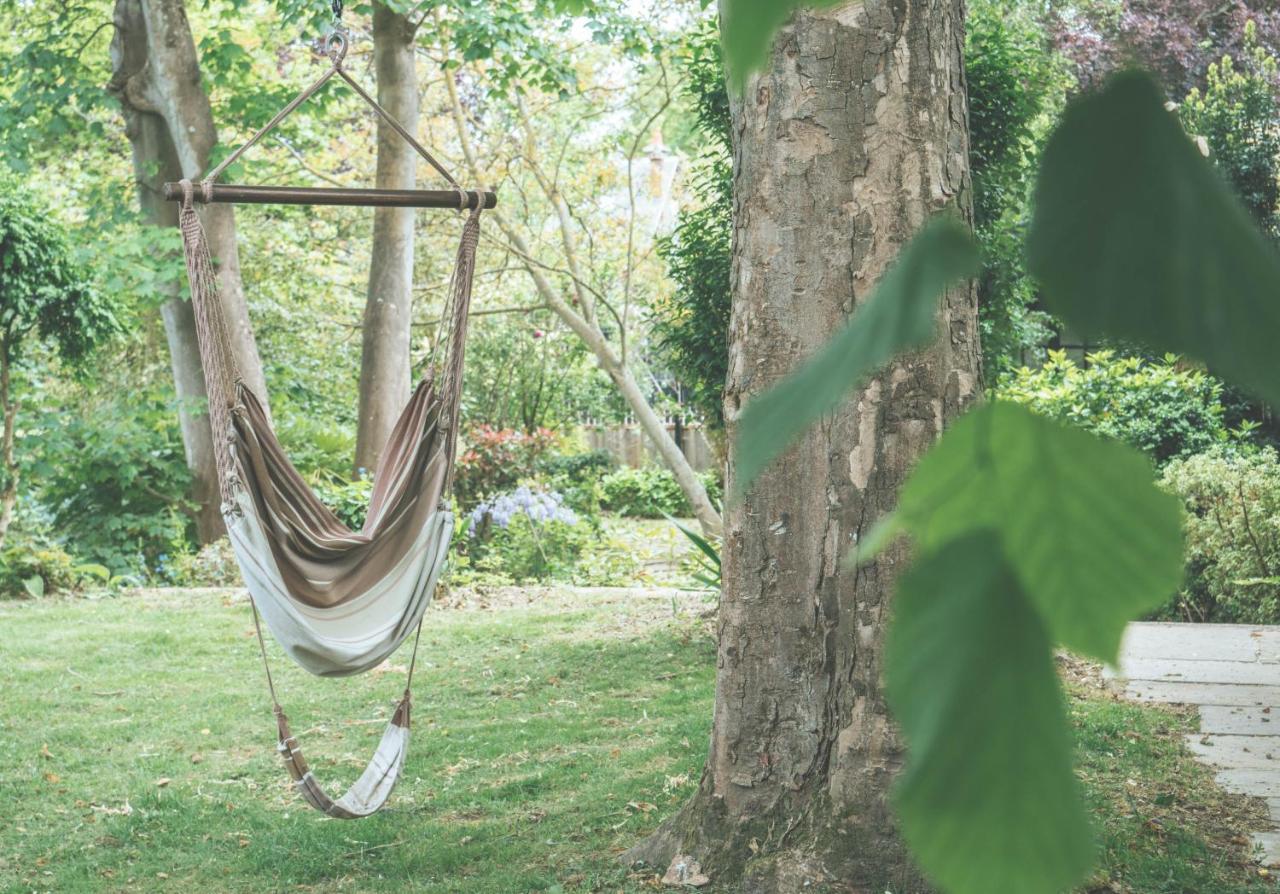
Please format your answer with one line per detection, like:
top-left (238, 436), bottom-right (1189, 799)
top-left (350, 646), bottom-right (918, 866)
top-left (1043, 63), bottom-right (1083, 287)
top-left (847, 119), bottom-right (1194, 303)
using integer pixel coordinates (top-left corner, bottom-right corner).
top-left (173, 29), bottom-right (487, 818)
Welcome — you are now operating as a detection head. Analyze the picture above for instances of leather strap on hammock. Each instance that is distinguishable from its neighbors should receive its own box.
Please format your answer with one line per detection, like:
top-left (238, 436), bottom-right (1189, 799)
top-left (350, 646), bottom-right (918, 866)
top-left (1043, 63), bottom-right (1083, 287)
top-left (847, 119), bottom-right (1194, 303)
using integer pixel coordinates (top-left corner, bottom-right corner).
top-left (174, 27), bottom-right (486, 819)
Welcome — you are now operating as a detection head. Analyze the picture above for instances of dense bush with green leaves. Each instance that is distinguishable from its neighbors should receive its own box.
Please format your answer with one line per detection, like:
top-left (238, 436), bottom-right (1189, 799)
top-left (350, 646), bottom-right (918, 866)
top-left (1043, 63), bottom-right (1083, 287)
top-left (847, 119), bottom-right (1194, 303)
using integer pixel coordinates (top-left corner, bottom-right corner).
top-left (599, 466), bottom-right (720, 519)
top-left (462, 313), bottom-right (620, 433)
top-left (966, 3), bottom-right (1063, 383)
top-left (536, 448), bottom-right (615, 512)
top-left (159, 536), bottom-right (241, 588)
top-left (30, 392), bottom-right (193, 577)
top-left (0, 525), bottom-right (111, 598)
top-left (310, 475), bottom-right (374, 531)
top-left (651, 21), bottom-right (731, 430)
top-left (1001, 351), bottom-right (1229, 464)
top-left (454, 425), bottom-right (558, 506)
top-left (1158, 448), bottom-right (1280, 623)
top-left (1180, 21), bottom-right (1280, 238)
top-left (462, 486), bottom-right (585, 583)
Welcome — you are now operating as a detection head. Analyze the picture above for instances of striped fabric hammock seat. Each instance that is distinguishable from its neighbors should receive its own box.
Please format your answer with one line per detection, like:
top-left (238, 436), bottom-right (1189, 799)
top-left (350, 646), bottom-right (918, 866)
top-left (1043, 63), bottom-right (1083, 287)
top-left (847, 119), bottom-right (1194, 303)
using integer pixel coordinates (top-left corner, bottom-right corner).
top-left (174, 30), bottom-right (486, 819)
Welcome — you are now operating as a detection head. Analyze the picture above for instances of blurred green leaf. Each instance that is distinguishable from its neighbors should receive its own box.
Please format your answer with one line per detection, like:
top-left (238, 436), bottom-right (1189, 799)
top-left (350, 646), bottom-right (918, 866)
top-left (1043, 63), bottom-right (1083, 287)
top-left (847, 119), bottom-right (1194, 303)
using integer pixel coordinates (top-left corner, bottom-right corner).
top-left (733, 217), bottom-right (979, 495)
top-left (719, 0), bottom-right (843, 89)
top-left (893, 401), bottom-right (1184, 663)
top-left (886, 532), bottom-right (1094, 894)
top-left (1029, 71), bottom-right (1280, 410)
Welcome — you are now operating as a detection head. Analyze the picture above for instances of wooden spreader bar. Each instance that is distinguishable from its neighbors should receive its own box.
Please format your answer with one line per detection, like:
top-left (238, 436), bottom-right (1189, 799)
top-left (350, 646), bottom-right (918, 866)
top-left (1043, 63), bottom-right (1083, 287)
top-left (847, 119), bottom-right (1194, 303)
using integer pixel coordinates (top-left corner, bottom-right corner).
top-left (163, 182), bottom-right (497, 210)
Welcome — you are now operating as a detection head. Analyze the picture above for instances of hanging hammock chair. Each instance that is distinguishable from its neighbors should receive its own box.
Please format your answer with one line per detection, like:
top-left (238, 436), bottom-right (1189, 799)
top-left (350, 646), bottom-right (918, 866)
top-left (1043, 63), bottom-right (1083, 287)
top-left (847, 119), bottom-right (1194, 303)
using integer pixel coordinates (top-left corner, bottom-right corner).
top-left (169, 30), bottom-right (493, 819)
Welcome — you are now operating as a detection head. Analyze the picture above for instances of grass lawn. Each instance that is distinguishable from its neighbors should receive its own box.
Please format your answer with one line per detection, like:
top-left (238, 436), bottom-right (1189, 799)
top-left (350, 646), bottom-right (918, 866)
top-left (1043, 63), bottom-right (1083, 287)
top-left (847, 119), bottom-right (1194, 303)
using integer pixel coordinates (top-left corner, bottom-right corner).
top-left (0, 587), bottom-right (1273, 893)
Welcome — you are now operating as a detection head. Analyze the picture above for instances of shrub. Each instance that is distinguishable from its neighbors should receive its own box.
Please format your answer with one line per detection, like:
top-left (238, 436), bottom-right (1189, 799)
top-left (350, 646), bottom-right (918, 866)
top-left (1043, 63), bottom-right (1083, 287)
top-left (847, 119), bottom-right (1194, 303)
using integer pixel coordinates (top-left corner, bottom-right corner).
top-left (311, 475), bottom-right (375, 531)
top-left (160, 537), bottom-right (242, 588)
top-left (1001, 351), bottom-right (1229, 464)
top-left (30, 391), bottom-right (193, 577)
top-left (1180, 21), bottom-right (1280, 238)
top-left (0, 530), bottom-right (111, 598)
top-left (599, 466), bottom-right (721, 519)
top-left (1159, 447), bottom-right (1280, 623)
top-left (464, 486), bottom-right (585, 582)
top-left (537, 448), bottom-right (615, 513)
top-left (454, 425), bottom-right (558, 506)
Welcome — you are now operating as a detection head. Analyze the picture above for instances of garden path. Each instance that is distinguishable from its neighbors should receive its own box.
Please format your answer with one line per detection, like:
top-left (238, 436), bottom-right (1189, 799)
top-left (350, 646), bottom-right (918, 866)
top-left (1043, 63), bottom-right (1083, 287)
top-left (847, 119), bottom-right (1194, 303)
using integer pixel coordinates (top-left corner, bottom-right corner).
top-left (1116, 622), bottom-right (1280, 866)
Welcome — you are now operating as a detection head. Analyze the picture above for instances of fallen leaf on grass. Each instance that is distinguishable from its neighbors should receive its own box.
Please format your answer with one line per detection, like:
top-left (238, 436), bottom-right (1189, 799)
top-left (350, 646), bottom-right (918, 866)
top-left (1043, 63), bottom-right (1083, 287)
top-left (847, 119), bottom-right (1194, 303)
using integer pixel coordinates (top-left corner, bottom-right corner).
top-left (43, 773), bottom-right (60, 784)
top-left (155, 778), bottom-right (171, 788)
top-left (40, 744), bottom-right (53, 760)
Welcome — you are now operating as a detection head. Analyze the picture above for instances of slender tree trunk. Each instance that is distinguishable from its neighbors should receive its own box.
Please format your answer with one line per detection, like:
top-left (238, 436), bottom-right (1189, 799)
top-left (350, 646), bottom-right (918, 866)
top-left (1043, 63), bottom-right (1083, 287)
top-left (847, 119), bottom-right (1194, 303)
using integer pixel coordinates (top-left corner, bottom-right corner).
top-left (0, 346), bottom-right (17, 543)
top-left (355, 4), bottom-right (420, 475)
top-left (440, 61), bottom-right (723, 534)
top-left (628, 3), bottom-right (979, 891)
top-left (121, 0), bottom-right (270, 410)
top-left (109, 0), bottom-right (224, 542)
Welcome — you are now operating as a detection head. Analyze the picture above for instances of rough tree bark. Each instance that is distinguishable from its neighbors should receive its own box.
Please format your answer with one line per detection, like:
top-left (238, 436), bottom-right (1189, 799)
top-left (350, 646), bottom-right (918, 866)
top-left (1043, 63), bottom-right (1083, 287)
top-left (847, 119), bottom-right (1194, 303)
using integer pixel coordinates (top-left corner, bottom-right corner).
top-left (628, 3), bottom-right (979, 891)
top-left (115, 0), bottom-right (270, 410)
top-left (354, 4), bottom-right (420, 475)
top-left (109, 0), bottom-right (224, 542)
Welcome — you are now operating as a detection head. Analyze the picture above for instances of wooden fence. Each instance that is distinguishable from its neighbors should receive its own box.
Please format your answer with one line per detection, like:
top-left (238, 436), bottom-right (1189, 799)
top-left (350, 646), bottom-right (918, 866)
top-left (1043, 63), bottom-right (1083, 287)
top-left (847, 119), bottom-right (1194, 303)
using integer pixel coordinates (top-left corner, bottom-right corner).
top-left (580, 417), bottom-right (716, 472)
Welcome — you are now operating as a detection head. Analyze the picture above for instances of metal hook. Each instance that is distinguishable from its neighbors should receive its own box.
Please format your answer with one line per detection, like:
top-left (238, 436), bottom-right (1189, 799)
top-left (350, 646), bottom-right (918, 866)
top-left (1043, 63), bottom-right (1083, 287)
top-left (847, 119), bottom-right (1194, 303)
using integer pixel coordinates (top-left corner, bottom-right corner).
top-left (325, 29), bottom-right (348, 66)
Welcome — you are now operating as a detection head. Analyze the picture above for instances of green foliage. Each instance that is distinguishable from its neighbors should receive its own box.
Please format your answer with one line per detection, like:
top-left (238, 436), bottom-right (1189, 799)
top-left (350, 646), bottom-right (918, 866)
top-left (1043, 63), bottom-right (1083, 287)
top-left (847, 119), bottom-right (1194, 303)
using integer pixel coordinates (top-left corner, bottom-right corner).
top-left (311, 475), bottom-right (375, 532)
top-left (462, 314), bottom-right (614, 434)
top-left (599, 466), bottom-right (720, 519)
top-left (886, 533), bottom-right (1092, 894)
top-left (0, 177), bottom-right (118, 364)
top-left (536, 448), bottom-right (615, 512)
top-left (160, 537), bottom-right (242, 589)
top-left (717, 0), bottom-right (844, 89)
top-left (455, 425), bottom-right (560, 506)
top-left (882, 401), bottom-right (1184, 663)
top-left (667, 515), bottom-right (720, 589)
top-left (1159, 448), bottom-right (1280, 623)
top-left (734, 218), bottom-right (980, 494)
top-left (966, 6), bottom-right (1050, 232)
top-left (1180, 22), bottom-right (1280, 237)
top-left (30, 391), bottom-right (192, 577)
top-left (1002, 351), bottom-right (1230, 464)
top-left (0, 528), bottom-right (111, 599)
top-left (1027, 72), bottom-right (1280, 412)
top-left (966, 4), bottom-right (1058, 381)
top-left (652, 21), bottom-right (732, 428)
top-left (464, 509), bottom-right (587, 585)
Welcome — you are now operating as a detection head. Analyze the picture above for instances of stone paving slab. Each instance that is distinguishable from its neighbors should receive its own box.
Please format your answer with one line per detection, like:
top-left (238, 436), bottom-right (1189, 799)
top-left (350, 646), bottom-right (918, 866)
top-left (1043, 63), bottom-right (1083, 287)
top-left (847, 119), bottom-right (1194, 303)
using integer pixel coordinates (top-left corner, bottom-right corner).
top-left (1118, 657), bottom-right (1280, 685)
top-left (1200, 705), bottom-right (1280, 735)
top-left (1120, 623), bottom-right (1280, 662)
top-left (1216, 769), bottom-right (1280, 799)
top-left (1117, 622), bottom-right (1280, 866)
top-left (1185, 734), bottom-right (1280, 769)
top-left (1124, 680), bottom-right (1280, 706)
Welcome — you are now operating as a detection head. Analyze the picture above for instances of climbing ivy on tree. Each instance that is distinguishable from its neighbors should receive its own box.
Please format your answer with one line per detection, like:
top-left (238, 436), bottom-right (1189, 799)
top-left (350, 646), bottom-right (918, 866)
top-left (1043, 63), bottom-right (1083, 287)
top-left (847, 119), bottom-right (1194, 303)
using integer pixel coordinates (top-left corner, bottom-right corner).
top-left (724, 4), bottom-right (1280, 891)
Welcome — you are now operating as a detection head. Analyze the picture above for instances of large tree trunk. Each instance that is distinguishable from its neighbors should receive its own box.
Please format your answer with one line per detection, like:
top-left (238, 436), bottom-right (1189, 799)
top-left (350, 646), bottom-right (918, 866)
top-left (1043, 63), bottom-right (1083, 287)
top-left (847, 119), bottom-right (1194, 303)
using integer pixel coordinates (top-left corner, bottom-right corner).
top-left (355, 4), bottom-right (419, 475)
top-left (119, 0), bottom-right (270, 410)
top-left (109, 0), bottom-right (224, 542)
top-left (628, 3), bottom-right (979, 891)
